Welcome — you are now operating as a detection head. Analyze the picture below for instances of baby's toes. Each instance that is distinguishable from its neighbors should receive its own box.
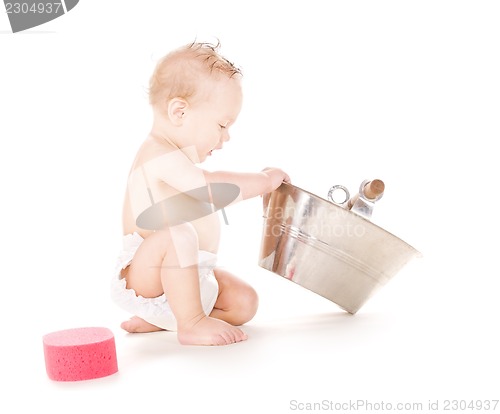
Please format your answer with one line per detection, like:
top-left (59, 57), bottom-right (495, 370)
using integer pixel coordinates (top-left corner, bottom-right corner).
top-left (233, 327), bottom-right (248, 343)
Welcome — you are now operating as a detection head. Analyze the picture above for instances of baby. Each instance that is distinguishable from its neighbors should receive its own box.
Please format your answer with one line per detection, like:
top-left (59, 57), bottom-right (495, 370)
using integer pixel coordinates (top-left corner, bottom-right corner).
top-left (111, 42), bottom-right (290, 346)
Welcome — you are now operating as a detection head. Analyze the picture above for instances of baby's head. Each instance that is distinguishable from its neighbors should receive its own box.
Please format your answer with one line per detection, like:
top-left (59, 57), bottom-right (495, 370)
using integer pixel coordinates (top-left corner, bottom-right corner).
top-left (149, 41), bottom-right (241, 107)
top-left (149, 41), bottom-right (243, 162)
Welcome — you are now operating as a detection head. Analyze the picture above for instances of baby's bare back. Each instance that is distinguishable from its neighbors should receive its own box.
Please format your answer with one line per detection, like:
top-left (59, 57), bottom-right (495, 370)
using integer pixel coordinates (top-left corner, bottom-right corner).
top-left (122, 136), bottom-right (221, 253)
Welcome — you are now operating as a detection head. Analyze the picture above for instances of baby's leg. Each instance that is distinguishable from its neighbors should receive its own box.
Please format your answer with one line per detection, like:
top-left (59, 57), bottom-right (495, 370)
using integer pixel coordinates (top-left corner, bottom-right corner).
top-left (162, 224), bottom-right (248, 345)
top-left (124, 225), bottom-right (247, 345)
top-left (210, 268), bottom-right (259, 326)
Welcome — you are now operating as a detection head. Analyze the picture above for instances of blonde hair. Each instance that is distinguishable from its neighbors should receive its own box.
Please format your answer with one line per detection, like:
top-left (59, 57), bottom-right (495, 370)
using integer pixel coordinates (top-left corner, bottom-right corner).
top-left (149, 41), bottom-right (241, 107)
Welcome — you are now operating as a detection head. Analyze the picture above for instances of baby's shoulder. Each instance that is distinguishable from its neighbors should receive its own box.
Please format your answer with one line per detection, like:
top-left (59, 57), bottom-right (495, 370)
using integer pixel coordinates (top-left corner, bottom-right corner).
top-left (130, 137), bottom-right (197, 182)
top-left (131, 137), bottom-right (175, 169)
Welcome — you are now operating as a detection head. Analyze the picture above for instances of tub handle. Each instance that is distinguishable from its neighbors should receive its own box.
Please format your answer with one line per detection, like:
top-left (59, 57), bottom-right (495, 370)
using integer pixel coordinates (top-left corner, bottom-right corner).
top-left (327, 185), bottom-right (350, 206)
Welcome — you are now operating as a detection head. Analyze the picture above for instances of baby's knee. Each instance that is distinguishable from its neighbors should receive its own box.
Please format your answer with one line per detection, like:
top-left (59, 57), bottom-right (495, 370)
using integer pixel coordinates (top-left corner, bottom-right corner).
top-left (236, 285), bottom-right (259, 324)
top-left (165, 222), bottom-right (199, 248)
top-left (150, 224), bottom-right (197, 246)
top-left (155, 223), bottom-right (199, 267)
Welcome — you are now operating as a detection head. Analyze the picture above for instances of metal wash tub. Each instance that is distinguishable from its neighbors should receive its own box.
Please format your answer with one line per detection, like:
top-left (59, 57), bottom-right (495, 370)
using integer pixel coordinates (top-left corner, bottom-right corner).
top-left (259, 183), bottom-right (421, 314)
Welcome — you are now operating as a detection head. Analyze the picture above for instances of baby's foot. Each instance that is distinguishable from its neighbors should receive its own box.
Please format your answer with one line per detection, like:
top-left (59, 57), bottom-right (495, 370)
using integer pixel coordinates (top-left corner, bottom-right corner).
top-left (121, 316), bottom-right (164, 333)
top-left (177, 315), bottom-right (248, 346)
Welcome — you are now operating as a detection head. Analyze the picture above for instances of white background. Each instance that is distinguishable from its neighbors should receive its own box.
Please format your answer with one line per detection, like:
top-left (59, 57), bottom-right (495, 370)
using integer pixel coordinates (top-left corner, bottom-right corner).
top-left (1, 1), bottom-right (499, 413)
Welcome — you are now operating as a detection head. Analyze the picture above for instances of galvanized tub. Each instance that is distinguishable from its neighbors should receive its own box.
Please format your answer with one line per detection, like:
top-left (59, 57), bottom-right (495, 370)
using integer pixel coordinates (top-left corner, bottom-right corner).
top-left (259, 182), bottom-right (421, 314)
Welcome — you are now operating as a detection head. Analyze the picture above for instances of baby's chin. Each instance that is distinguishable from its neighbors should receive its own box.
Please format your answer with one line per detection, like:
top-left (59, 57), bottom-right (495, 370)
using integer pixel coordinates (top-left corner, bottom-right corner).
top-left (195, 151), bottom-right (210, 164)
top-left (203, 150), bottom-right (214, 161)
top-left (198, 147), bottom-right (219, 163)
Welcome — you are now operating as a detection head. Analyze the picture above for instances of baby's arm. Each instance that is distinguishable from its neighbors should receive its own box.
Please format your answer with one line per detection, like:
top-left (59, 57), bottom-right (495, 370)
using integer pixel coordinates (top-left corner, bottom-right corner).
top-left (141, 148), bottom-right (289, 203)
top-left (204, 167), bottom-right (290, 201)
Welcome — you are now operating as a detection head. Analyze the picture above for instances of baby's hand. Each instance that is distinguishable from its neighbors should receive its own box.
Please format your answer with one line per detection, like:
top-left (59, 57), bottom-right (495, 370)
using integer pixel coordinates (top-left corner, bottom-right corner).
top-left (262, 167), bottom-right (290, 191)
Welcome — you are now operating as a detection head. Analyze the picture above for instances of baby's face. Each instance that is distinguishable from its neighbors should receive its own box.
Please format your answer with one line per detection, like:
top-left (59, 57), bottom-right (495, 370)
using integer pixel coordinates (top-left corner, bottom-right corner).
top-left (181, 77), bottom-right (242, 163)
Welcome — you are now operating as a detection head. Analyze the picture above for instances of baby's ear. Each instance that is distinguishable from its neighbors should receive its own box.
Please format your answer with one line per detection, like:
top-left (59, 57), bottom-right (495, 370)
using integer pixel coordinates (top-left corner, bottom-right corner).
top-left (167, 98), bottom-right (188, 125)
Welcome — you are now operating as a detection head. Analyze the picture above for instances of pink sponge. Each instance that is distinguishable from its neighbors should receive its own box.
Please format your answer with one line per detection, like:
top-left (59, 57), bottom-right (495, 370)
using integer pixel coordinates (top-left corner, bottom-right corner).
top-left (43, 327), bottom-right (118, 381)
